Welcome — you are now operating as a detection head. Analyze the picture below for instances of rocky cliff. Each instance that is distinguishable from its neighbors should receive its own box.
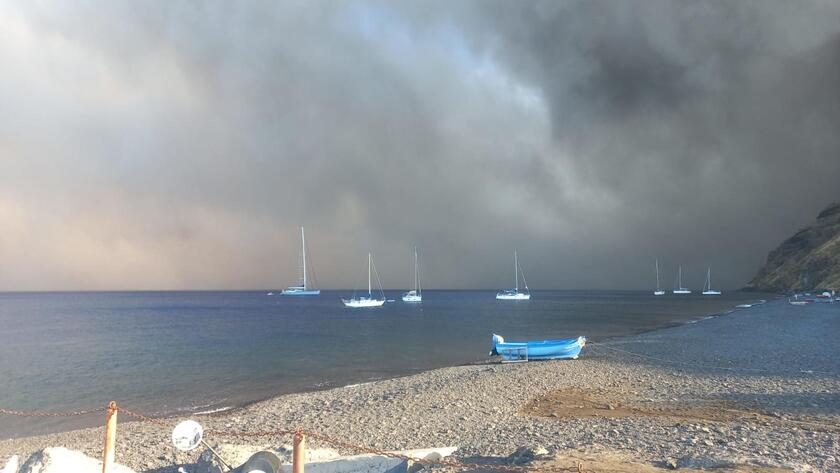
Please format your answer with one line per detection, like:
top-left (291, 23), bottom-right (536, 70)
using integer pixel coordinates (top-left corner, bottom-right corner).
top-left (748, 202), bottom-right (840, 292)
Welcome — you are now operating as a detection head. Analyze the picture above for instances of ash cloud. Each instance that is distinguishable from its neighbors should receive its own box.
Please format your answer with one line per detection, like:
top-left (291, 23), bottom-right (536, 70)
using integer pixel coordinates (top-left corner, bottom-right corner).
top-left (1, 1), bottom-right (839, 291)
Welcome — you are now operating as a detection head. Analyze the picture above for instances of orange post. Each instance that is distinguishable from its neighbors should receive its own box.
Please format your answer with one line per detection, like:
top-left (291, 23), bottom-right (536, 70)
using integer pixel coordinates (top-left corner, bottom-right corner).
top-left (293, 431), bottom-right (305, 473)
top-left (102, 401), bottom-right (118, 473)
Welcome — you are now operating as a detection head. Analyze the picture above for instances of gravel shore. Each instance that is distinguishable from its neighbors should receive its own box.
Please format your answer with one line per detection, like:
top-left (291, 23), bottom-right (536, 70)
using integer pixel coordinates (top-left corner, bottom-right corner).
top-left (1, 299), bottom-right (838, 472)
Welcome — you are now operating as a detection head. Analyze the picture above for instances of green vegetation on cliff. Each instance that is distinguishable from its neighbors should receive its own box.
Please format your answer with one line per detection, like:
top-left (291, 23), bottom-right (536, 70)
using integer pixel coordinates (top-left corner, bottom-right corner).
top-left (748, 202), bottom-right (840, 292)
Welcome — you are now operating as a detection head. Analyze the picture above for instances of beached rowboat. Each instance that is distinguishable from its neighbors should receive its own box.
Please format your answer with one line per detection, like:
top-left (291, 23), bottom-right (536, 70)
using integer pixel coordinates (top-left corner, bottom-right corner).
top-left (490, 334), bottom-right (586, 361)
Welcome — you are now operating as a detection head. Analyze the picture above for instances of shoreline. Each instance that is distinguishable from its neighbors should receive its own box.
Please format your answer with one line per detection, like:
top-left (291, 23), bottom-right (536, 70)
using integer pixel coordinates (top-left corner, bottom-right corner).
top-left (114, 297), bottom-right (784, 429)
top-left (3, 297), bottom-right (837, 473)
top-left (0, 295), bottom-right (781, 437)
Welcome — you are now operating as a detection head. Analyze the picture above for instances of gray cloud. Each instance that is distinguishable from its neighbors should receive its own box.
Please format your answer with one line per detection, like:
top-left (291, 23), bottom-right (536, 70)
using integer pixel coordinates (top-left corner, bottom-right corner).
top-left (1, 1), bottom-right (839, 291)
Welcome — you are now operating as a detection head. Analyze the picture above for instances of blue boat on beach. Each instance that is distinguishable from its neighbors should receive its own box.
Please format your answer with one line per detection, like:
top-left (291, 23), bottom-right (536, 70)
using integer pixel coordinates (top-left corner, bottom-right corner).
top-left (490, 334), bottom-right (586, 361)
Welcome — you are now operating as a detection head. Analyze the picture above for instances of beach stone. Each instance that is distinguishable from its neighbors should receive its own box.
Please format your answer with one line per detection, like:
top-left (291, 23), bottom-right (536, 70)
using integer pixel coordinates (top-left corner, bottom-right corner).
top-left (676, 455), bottom-right (735, 469)
top-left (506, 446), bottom-right (548, 465)
top-left (20, 447), bottom-right (136, 473)
top-left (662, 457), bottom-right (678, 470)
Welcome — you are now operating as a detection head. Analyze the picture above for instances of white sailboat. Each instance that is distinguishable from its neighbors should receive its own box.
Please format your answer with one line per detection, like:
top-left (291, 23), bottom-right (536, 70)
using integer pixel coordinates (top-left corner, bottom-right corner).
top-left (702, 267), bottom-right (721, 295)
top-left (402, 246), bottom-right (422, 303)
top-left (654, 259), bottom-right (665, 296)
top-left (281, 227), bottom-right (320, 296)
top-left (496, 250), bottom-right (530, 300)
top-left (673, 265), bottom-right (691, 294)
top-left (342, 252), bottom-right (386, 308)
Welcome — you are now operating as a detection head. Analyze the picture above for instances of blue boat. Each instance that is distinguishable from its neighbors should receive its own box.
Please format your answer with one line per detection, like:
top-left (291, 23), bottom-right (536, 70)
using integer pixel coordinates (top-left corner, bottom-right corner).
top-left (490, 334), bottom-right (586, 361)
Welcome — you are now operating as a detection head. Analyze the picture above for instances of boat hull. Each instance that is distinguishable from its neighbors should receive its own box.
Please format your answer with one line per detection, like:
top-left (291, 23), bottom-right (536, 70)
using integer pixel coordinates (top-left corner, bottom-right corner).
top-left (673, 290), bottom-right (691, 294)
top-left (702, 290), bottom-right (721, 295)
top-left (653, 290), bottom-right (665, 296)
top-left (402, 293), bottom-right (422, 302)
top-left (281, 288), bottom-right (321, 296)
top-left (496, 292), bottom-right (530, 300)
top-left (491, 334), bottom-right (586, 360)
top-left (342, 298), bottom-right (386, 308)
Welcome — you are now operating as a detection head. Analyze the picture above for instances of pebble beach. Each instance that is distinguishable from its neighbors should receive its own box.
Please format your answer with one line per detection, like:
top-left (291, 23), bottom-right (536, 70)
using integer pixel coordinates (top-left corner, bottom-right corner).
top-left (1, 299), bottom-right (838, 472)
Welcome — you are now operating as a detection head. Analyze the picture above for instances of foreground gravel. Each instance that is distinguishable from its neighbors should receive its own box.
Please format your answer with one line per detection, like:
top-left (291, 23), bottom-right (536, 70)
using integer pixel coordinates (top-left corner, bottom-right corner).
top-left (1, 299), bottom-right (838, 472)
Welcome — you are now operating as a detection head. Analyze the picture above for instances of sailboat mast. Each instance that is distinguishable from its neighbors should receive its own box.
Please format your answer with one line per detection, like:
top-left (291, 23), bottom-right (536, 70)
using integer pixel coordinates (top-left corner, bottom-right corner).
top-left (301, 227), bottom-right (307, 290)
top-left (368, 252), bottom-right (372, 296)
top-left (414, 246), bottom-right (418, 292)
top-left (514, 250), bottom-right (519, 292)
top-left (656, 259), bottom-right (660, 290)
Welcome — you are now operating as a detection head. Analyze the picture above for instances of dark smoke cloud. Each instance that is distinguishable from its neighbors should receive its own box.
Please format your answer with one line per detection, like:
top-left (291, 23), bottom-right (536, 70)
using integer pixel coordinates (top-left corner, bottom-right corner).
top-left (1, 1), bottom-right (838, 291)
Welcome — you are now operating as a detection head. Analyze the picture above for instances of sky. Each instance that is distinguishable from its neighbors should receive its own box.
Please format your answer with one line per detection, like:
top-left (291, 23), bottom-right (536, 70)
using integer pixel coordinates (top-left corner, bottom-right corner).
top-left (1, 0), bottom-right (839, 291)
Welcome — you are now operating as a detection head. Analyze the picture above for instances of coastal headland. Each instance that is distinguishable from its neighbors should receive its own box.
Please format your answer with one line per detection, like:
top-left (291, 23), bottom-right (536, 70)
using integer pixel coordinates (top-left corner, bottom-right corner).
top-left (1, 299), bottom-right (838, 472)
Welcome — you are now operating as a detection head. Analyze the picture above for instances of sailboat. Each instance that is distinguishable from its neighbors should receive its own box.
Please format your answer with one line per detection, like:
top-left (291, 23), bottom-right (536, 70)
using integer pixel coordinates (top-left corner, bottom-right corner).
top-left (342, 252), bottom-right (386, 308)
top-left (496, 250), bottom-right (531, 300)
top-left (672, 265), bottom-right (691, 294)
top-left (402, 246), bottom-right (422, 303)
top-left (654, 259), bottom-right (665, 296)
top-left (281, 227), bottom-right (320, 296)
top-left (702, 267), bottom-right (721, 295)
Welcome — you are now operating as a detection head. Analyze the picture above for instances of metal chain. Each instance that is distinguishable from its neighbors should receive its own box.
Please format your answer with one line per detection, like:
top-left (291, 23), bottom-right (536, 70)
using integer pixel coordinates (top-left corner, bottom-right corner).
top-left (115, 409), bottom-right (587, 472)
top-left (303, 430), bottom-right (586, 473)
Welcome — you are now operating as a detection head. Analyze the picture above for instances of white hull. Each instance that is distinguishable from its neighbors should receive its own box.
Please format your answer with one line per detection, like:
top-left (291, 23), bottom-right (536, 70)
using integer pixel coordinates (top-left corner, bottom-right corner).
top-left (282, 288), bottom-right (321, 295)
top-left (342, 298), bottom-right (386, 308)
top-left (702, 290), bottom-right (721, 295)
top-left (402, 292), bottom-right (422, 302)
top-left (496, 292), bottom-right (531, 300)
top-left (673, 289), bottom-right (691, 294)
top-left (653, 290), bottom-right (665, 296)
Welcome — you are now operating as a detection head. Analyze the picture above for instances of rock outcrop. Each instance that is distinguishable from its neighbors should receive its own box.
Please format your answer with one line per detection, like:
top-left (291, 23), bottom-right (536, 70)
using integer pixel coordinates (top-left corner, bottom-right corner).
top-left (748, 202), bottom-right (840, 292)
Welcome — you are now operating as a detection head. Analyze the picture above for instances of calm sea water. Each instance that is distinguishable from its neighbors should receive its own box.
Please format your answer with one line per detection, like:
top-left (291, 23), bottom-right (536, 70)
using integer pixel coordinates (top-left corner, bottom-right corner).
top-left (0, 290), bottom-right (772, 438)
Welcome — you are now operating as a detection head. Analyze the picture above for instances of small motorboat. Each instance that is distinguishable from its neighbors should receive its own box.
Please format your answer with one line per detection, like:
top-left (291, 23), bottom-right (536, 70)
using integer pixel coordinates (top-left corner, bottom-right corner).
top-left (789, 295), bottom-right (810, 306)
top-left (490, 334), bottom-right (586, 361)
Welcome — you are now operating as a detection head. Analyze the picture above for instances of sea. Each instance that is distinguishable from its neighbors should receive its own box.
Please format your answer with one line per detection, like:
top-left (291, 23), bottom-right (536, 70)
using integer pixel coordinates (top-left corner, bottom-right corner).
top-left (0, 290), bottom-right (773, 438)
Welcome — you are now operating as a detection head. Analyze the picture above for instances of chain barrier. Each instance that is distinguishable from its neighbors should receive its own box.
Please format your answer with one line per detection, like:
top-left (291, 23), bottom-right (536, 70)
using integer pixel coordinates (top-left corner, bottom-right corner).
top-left (1, 404), bottom-right (586, 472)
top-left (302, 430), bottom-right (585, 473)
